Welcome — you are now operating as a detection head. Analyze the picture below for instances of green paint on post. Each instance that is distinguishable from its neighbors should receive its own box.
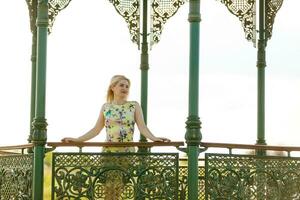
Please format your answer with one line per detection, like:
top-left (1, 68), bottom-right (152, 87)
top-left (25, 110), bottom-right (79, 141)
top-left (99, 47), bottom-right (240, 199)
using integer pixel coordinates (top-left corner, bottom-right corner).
top-left (139, 0), bottom-right (149, 147)
top-left (28, 30), bottom-right (37, 145)
top-left (32, 0), bottom-right (48, 199)
top-left (185, 0), bottom-right (202, 199)
top-left (256, 0), bottom-right (267, 152)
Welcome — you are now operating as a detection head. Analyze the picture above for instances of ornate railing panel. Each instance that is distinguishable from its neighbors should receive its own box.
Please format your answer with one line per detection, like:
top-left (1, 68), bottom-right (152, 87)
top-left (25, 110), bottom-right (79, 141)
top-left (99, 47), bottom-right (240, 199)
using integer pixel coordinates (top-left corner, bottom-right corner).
top-left (205, 153), bottom-right (300, 199)
top-left (52, 152), bottom-right (178, 199)
top-left (0, 154), bottom-right (33, 200)
top-left (178, 165), bottom-right (205, 200)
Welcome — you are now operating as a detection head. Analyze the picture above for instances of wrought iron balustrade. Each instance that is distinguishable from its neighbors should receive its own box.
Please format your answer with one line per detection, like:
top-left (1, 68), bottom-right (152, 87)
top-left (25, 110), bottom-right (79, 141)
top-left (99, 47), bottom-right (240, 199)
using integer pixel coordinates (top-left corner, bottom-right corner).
top-left (0, 144), bottom-right (33, 200)
top-left (48, 142), bottom-right (184, 200)
top-left (200, 142), bottom-right (300, 200)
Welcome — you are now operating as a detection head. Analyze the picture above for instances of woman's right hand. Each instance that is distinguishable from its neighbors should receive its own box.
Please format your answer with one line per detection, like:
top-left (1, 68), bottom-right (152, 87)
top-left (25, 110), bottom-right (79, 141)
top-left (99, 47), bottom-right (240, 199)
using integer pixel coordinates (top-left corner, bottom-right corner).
top-left (61, 137), bottom-right (81, 143)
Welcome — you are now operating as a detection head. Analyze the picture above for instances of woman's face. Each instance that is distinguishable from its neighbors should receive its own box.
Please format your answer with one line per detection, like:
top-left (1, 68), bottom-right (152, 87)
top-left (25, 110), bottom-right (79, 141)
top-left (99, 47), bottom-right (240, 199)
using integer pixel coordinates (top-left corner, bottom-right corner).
top-left (111, 79), bottom-right (130, 99)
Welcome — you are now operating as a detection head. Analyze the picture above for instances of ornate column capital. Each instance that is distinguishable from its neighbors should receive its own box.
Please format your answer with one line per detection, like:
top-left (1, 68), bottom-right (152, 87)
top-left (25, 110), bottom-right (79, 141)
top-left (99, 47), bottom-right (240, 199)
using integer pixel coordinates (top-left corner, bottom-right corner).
top-left (185, 115), bottom-right (202, 146)
top-left (32, 117), bottom-right (48, 145)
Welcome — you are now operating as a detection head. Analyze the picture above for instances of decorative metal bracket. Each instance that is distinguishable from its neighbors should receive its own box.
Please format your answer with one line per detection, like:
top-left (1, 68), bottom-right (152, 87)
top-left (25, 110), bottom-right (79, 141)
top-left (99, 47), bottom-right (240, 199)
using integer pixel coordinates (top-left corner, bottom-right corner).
top-left (150, 0), bottom-right (186, 47)
top-left (109, 0), bottom-right (140, 47)
top-left (218, 0), bottom-right (285, 46)
top-left (177, 146), bottom-right (207, 155)
top-left (25, 0), bottom-right (38, 33)
top-left (26, 0), bottom-right (72, 34)
top-left (109, 0), bottom-right (186, 48)
top-left (218, 0), bottom-right (257, 45)
top-left (48, 0), bottom-right (72, 33)
top-left (266, 0), bottom-right (284, 40)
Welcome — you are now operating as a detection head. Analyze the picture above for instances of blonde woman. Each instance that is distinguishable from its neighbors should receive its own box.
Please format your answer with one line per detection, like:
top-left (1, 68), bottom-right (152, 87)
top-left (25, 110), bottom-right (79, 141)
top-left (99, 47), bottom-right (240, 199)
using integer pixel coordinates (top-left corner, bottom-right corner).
top-left (61, 75), bottom-right (170, 199)
top-left (61, 74), bottom-right (170, 150)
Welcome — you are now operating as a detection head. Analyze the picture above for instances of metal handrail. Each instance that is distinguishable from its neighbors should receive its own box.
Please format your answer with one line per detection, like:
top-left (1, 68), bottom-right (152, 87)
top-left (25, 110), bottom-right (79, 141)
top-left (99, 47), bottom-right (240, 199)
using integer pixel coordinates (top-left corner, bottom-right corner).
top-left (200, 142), bottom-right (300, 151)
top-left (47, 141), bottom-right (185, 148)
top-left (0, 143), bottom-right (34, 155)
top-left (0, 143), bottom-right (33, 151)
top-left (200, 142), bottom-right (300, 156)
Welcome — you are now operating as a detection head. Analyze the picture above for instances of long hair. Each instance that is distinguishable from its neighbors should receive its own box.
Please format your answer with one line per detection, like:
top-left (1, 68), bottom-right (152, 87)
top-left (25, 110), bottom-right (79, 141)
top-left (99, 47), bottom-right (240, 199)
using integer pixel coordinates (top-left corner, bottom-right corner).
top-left (106, 75), bottom-right (131, 103)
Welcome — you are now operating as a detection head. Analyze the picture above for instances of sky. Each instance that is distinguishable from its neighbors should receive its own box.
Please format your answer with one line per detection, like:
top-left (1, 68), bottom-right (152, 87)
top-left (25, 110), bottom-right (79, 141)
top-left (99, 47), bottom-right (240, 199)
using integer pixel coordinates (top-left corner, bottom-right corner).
top-left (0, 0), bottom-right (299, 150)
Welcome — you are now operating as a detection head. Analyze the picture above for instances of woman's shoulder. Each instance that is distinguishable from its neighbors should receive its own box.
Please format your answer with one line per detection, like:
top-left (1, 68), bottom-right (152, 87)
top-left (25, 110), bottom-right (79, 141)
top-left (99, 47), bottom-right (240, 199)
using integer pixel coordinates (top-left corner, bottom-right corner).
top-left (101, 102), bottom-right (111, 110)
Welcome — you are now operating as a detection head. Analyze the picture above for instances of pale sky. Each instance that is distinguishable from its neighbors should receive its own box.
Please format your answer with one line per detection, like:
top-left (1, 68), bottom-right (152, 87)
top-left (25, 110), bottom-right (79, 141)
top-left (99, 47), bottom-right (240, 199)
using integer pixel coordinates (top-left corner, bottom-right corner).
top-left (0, 0), bottom-right (299, 149)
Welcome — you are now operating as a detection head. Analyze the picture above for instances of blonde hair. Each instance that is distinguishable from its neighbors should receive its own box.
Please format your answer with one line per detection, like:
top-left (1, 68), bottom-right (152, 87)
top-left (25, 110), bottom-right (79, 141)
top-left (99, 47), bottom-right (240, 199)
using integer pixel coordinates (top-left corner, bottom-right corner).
top-left (106, 75), bottom-right (131, 103)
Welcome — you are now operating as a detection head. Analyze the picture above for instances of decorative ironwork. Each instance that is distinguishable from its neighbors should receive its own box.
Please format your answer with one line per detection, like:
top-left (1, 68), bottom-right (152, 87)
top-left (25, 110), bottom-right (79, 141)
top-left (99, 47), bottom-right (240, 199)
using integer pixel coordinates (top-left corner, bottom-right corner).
top-left (26, 0), bottom-right (72, 33)
top-left (218, 0), bottom-right (256, 44)
top-left (25, 0), bottom-right (37, 33)
top-left (266, 0), bottom-right (284, 40)
top-left (52, 152), bottom-right (178, 199)
top-left (150, 0), bottom-right (186, 47)
top-left (109, 0), bottom-right (140, 46)
top-left (178, 165), bottom-right (205, 200)
top-left (48, 0), bottom-right (72, 33)
top-left (206, 153), bottom-right (300, 199)
top-left (0, 154), bottom-right (33, 199)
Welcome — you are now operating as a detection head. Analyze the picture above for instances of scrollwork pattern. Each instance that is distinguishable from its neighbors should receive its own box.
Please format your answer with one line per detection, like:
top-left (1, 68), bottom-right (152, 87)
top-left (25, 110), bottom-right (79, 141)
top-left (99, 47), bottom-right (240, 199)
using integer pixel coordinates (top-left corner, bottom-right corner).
top-left (150, 0), bottom-right (186, 47)
top-left (109, 0), bottom-right (140, 47)
top-left (48, 0), bottom-right (72, 33)
top-left (26, 0), bottom-right (72, 34)
top-left (266, 0), bottom-right (284, 40)
top-left (206, 154), bottom-right (300, 199)
top-left (218, 0), bottom-right (256, 45)
top-left (0, 155), bottom-right (33, 200)
top-left (52, 153), bottom-right (178, 199)
top-left (25, 0), bottom-right (37, 33)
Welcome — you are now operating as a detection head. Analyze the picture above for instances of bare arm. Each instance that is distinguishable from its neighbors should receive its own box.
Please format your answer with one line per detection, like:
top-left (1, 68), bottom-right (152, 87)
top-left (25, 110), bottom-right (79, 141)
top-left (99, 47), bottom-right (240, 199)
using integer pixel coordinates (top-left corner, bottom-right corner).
top-left (134, 102), bottom-right (170, 142)
top-left (61, 105), bottom-right (105, 142)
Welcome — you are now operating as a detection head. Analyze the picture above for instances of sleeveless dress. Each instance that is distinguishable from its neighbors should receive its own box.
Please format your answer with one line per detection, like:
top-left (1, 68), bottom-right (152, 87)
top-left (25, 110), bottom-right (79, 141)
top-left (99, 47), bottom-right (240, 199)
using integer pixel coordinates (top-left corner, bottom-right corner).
top-left (102, 101), bottom-right (136, 152)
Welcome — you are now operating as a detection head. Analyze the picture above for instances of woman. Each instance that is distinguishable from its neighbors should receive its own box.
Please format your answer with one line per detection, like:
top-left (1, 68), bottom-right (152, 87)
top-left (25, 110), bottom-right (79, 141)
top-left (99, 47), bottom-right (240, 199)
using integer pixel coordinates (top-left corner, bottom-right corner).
top-left (62, 75), bottom-right (170, 199)
top-left (61, 75), bottom-right (170, 152)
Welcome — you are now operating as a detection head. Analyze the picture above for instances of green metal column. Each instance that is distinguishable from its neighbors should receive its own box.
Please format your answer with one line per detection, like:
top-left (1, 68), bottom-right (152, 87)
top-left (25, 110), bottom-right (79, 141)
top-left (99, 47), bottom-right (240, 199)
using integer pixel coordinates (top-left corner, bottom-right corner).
top-left (256, 0), bottom-right (267, 148)
top-left (185, 0), bottom-right (202, 199)
top-left (32, 0), bottom-right (48, 199)
top-left (139, 0), bottom-right (149, 144)
top-left (28, 25), bottom-right (37, 145)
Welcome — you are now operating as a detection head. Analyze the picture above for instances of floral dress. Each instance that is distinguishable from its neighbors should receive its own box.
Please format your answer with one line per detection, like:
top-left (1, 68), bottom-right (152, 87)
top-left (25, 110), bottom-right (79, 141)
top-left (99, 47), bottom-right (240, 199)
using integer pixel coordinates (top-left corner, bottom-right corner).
top-left (102, 101), bottom-right (136, 152)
